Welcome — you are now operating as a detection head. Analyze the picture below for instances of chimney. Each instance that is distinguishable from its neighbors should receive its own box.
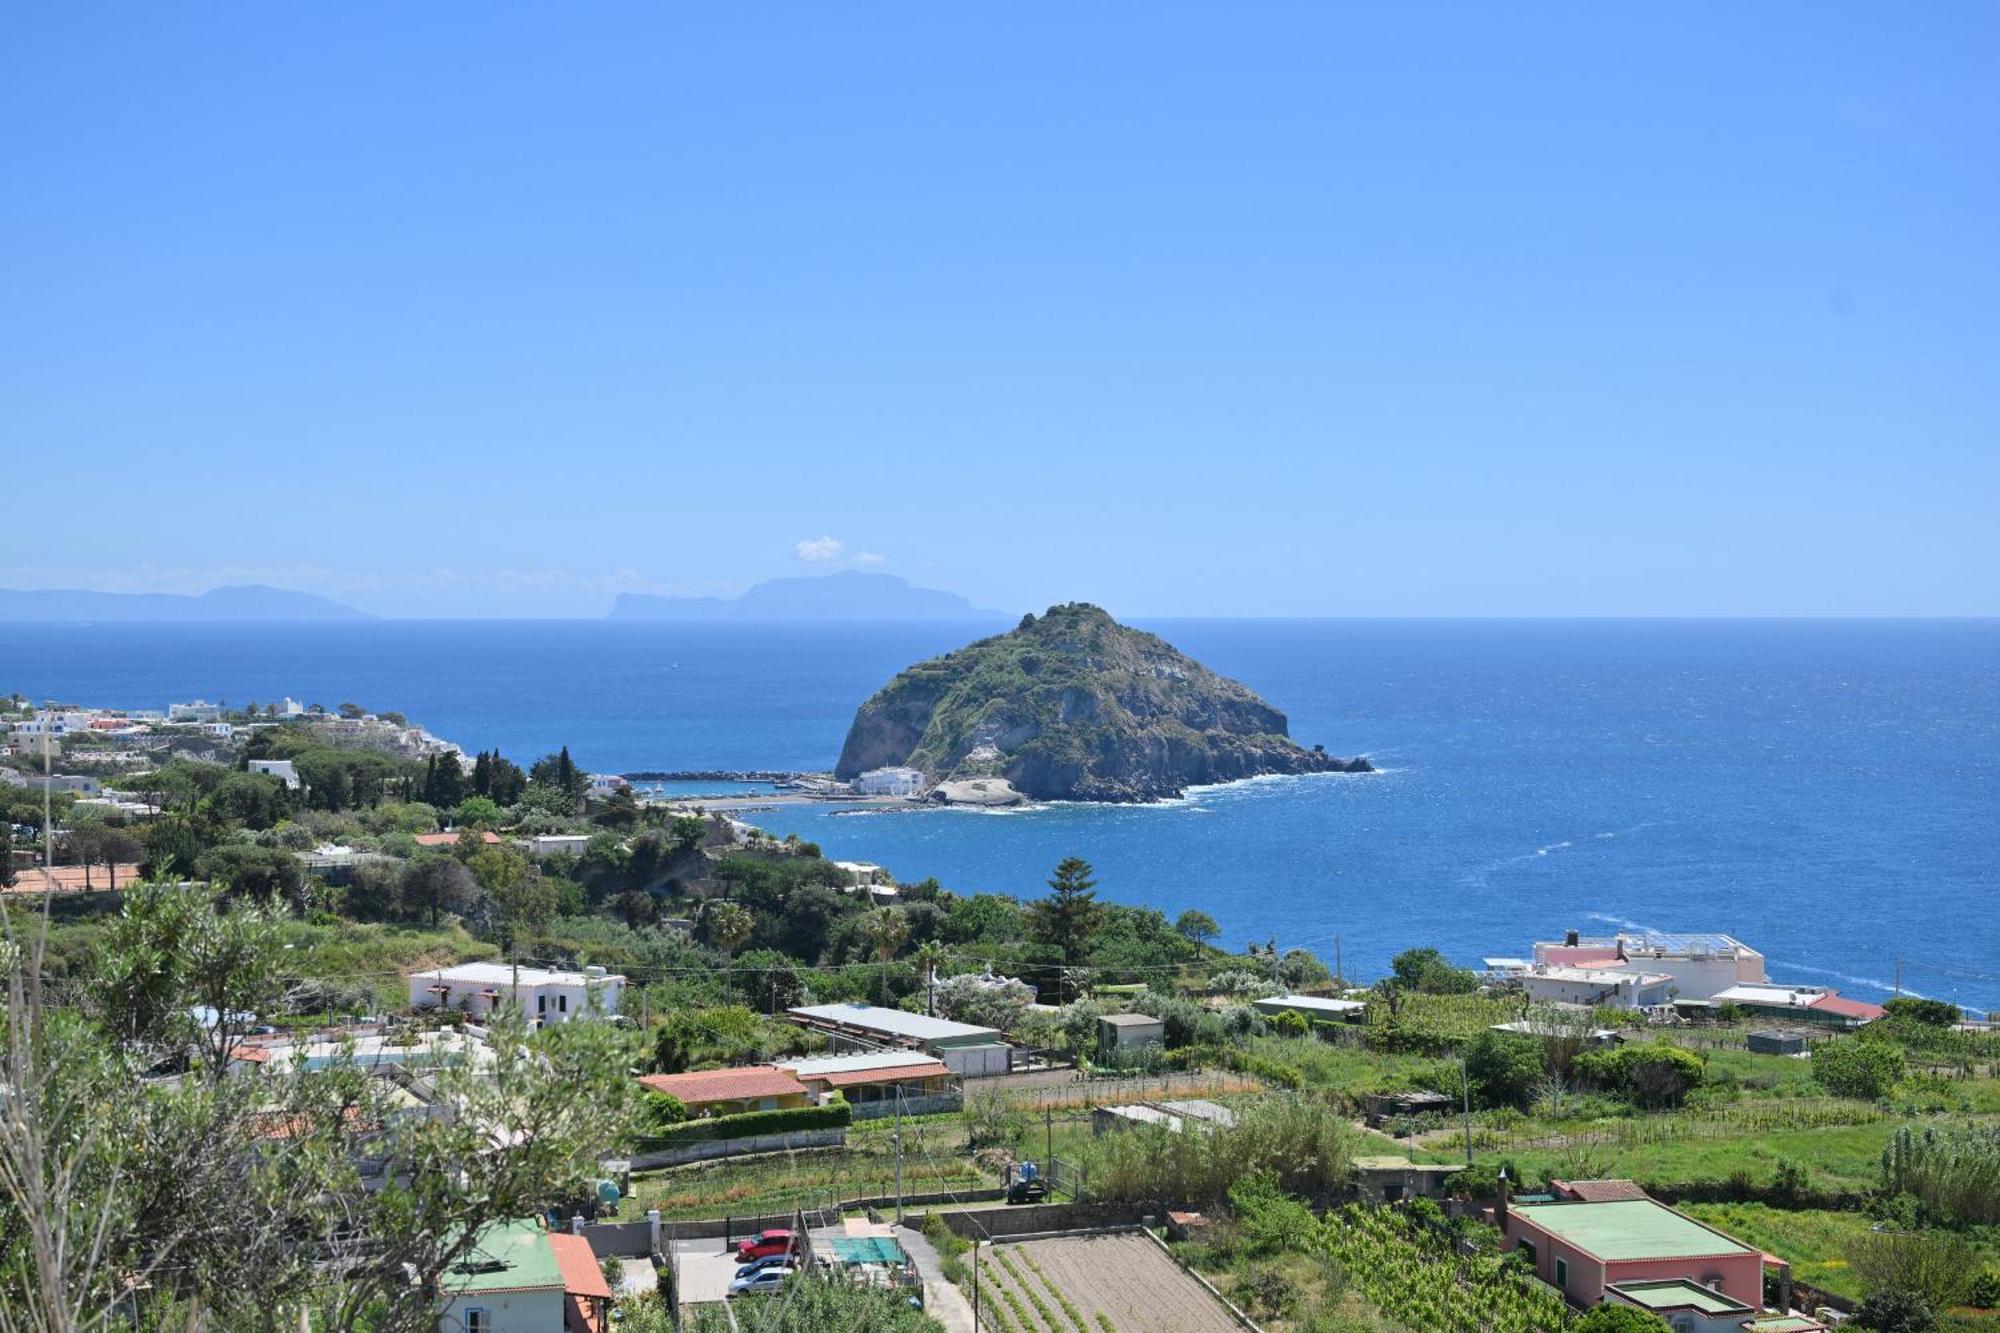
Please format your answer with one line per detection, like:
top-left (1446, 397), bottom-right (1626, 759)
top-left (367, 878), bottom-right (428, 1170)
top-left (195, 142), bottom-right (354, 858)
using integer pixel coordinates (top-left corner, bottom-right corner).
top-left (1495, 1167), bottom-right (1510, 1232)
top-left (571, 1214), bottom-right (585, 1235)
top-left (1565, 930), bottom-right (1579, 947)
top-left (1776, 1260), bottom-right (1793, 1314)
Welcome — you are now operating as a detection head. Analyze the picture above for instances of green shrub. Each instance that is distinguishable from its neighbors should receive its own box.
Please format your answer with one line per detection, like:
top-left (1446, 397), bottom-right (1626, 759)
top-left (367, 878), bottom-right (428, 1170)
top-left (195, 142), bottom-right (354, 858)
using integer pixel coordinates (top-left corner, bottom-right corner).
top-left (1574, 1044), bottom-right (1707, 1109)
top-left (1813, 1039), bottom-right (1906, 1100)
top-left (639, 1099), bottom-right (850, 1148)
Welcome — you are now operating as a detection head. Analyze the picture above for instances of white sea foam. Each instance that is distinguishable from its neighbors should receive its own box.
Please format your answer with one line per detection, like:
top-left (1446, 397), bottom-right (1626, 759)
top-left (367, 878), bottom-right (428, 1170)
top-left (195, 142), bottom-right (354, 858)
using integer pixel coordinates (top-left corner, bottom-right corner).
top-left (1774, 960), bottom-right (1923, 999)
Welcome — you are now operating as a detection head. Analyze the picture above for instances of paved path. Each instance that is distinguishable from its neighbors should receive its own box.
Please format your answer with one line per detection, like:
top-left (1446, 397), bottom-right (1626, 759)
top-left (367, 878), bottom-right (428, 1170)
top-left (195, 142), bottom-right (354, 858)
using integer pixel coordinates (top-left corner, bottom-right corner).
top-left (895, 1224), bottom-right (976, 1333)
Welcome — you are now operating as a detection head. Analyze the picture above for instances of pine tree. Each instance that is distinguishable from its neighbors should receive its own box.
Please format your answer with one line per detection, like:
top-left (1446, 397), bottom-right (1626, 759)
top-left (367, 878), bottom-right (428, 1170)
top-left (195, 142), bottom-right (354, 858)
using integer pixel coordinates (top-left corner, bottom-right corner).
top-left (1028, 856), bottom-right (1104, 1001)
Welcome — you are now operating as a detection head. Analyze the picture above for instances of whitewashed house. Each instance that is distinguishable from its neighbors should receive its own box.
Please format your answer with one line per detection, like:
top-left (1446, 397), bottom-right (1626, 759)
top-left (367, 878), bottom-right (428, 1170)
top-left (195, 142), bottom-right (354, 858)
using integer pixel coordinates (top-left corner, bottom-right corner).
top-left (409, 962), bottom-right (625, 1026)
top-left (247, 759), bottom-right (301, 789)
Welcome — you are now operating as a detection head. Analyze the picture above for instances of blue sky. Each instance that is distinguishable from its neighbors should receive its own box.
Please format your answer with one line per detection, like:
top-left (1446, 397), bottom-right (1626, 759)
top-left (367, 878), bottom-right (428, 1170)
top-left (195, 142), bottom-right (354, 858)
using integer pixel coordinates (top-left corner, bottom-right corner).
top-left (3, 5), bottom-right (1995, 617)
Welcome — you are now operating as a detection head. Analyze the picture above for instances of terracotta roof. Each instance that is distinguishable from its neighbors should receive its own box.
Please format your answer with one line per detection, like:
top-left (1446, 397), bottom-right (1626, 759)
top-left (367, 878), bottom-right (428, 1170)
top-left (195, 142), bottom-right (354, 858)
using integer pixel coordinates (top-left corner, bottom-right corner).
top-left (1807, 993), bottom-right (1886, 1021)
top-left (1553, 1178), bottom-right (1650, 1202)
top-left (548, 1232), bottom-right (611, 1299)
top-left (638, 1065), bottom-right (808, 1106)
top-left (228, 1045), bottom-right (271, 1064)
top-left (808, 1058), bottom-right (951, 1090)
top-left (413, 831), bottom-right (505, 847)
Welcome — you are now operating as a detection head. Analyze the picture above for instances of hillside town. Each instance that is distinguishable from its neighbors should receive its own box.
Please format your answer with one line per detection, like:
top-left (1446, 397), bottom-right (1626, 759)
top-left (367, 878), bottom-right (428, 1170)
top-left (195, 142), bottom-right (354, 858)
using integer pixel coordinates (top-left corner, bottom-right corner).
top-left (2, 693), bottom-right (1996, 1332)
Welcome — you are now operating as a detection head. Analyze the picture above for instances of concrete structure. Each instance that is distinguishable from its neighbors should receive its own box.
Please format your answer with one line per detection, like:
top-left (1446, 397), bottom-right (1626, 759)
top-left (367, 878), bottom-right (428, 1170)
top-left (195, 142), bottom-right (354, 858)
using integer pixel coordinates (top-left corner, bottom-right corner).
top-left (527, 834), bottom-right (592, 859)
top-left (1093, 1098), bottom-right (1237, 1136)
top-left (637, 1065), bottom-right (810, 1116)
top-left (1490, 1018), bottom-right (1623, 1048)
top-left (1503, 1197), bottom-right (1764, 1310)
top-left (778, 1050), bottom-right (956, 1110)
top-left (247, 759), bottom-right (300, 789)
top-left (167, 701), bottom-right (225, 723)
top-left (1097, 1012), bottom-right (1166, 1061)
top-left (1712, 984), bottom-right (1886, 1028)
top-left (1746, 1030), bottom-right (1808, 1056)
top-left (1351, 1156), bottom-right (1464, 1204)
top-left (1253, 994), bottom-right (1368, 1023)
top-left (852, 766), bottom-right (924, 797)
top-left (414, 830), bottom-right (507, 849)
top-left (833, 860), bottom-right (890, 886)
top-left (266, 1029), bottom-right (489, 1075)
top-left (1531, 931), bottom-right (1768, 1002)
top-left (27, 773), bottom-right (102, 796)
top-left (1518, 965), bottom-right (1675, 1010)
top-left (439, 1219), bottom-right (607, 1333)
top-left (788, 1002), bottom-right (1011, 1077)
top-left (410, 962), bottom-right (625, 1025)
top-left (1605, 1278), bottom-right (1757, 1332)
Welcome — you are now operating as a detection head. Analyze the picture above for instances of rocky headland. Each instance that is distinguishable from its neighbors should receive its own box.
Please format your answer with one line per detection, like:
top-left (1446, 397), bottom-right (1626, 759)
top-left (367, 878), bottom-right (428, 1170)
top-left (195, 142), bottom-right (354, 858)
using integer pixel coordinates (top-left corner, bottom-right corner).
top-left (834, 603), bottom-right (1372, 803)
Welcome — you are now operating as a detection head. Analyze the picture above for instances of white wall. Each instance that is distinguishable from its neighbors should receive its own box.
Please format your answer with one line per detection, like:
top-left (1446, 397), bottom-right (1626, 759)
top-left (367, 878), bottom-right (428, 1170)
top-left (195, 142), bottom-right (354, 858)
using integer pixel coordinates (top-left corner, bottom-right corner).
top-left (437, 1287), bottom-right (563, 1333)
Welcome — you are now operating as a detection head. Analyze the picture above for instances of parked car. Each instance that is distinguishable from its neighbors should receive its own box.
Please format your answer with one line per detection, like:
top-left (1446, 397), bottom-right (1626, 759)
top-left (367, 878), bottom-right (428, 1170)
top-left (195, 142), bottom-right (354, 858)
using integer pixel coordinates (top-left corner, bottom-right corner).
top-left (735, 1253), bottom-right (796, 1280)
top-left (734, 1229), bottom-right (796, 1263)
top-left (728, 1265), bottom-right (794, 1297)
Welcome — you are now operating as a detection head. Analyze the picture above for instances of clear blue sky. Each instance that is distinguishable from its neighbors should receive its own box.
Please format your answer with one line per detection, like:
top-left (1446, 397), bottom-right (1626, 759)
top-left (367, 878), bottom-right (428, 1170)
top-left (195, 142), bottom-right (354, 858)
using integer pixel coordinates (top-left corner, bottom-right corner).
top-left (4, 5), bottom-right (1995, 617)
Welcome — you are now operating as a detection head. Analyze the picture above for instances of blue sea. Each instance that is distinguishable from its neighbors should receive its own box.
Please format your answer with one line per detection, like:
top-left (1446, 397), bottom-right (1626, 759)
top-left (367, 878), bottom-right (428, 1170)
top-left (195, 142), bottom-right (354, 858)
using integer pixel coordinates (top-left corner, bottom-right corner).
top-left (6, 619), bottom-right (1997, 1011)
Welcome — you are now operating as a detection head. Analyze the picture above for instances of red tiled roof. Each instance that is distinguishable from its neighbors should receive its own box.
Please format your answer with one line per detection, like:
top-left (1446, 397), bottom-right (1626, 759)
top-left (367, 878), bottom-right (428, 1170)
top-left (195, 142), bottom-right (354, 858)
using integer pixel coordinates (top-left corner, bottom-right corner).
top-left (1807, 993), bottom-right (1886, 1021)
top-left (807, 1059), bottom-right (951, 1090)
top-left (638, 1065), bottom-right (808, 1106)
top-left (413, 831), bottom-right (505, 847)
top-left (228, 1045), bottom-right (271, 1064)
top-left (548, 1232), bottom-right (611, 1299)
top-left (1552, 1178), bottom-right (1650, 1202)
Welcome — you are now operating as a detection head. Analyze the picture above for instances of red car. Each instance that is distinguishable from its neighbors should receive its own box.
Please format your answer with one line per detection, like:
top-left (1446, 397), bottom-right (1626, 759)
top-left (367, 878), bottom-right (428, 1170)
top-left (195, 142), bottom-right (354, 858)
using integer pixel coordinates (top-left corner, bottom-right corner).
top-left (734, 1229), bottom-right (795, 1263)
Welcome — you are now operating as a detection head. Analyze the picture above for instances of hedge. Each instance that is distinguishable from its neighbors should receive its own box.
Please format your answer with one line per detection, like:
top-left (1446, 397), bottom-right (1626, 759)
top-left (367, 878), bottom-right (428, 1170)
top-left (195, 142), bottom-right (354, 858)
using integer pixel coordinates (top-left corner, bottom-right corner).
top-left (638, 1099), bottom-right (851, 1149)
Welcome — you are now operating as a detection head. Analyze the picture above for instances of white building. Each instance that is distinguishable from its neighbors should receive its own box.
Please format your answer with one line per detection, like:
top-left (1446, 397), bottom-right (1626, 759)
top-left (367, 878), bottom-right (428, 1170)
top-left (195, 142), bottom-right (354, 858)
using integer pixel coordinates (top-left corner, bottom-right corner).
top-left (1517, 965), bottom-right (1675, 1010)
top-left (525, 834), bottom-right (591, 859)
top-left (409, 962), bottom-right (626, 1025)
top-left (247, 759), bottom-right (301, 789)
top-left (1528, 930), bottom-right (1768, 1002)
top-left (168, 700), bottom-right (224, 723)
top-left (200, 722), bottom-right (234, 739)
top-left (587, 773), bottom-right (628, 798)
top-left (853, 766), bottom-right (925, 797)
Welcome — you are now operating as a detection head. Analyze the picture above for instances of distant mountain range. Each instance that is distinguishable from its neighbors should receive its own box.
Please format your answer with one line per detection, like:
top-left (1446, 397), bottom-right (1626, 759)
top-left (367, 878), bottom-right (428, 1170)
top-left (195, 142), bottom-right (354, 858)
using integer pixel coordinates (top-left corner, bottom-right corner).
top-left (0, 584), bottom-right (372, 622)
top-left (609, 572), bottom-right (1004, 623)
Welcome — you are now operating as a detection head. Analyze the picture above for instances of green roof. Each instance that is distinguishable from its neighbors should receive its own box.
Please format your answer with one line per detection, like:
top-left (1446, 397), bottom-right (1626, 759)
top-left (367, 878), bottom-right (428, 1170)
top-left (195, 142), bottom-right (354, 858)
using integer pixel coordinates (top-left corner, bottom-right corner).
top-left (445, 1219), bottom-right (562, 1294)
top-left (1512, 1200), bottom-right (1756, 1262)
top-left (1610, 1279), bottom-right (1752, 1315)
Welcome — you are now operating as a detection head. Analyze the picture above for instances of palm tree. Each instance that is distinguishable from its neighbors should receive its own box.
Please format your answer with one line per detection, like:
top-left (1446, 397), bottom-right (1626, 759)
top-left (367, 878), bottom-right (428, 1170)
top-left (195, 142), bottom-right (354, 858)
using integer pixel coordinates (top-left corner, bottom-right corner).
top-left (912, 940), bottom-right (951, 1016)
top-left (860, 908), bottom-right (909, 1006)
top-left (706, 901), bottom-right (754, 1000)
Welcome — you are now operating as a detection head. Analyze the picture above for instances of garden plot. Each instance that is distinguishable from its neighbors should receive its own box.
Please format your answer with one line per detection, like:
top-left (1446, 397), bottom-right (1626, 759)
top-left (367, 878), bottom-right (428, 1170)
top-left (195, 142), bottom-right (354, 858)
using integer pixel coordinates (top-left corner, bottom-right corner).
top-left (980, 1232), bottom-right (1241, 1333)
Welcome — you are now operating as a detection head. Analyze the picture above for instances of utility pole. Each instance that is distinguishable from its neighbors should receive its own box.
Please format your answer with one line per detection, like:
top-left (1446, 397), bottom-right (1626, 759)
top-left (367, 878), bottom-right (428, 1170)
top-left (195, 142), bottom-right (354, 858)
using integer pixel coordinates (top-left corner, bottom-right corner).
top-left (1459, 1054), bottom-right (1474, 1165)
top-left (972, 1241), bottom-right (981, 1332)
top-left (1045, 1104), bottom-right (1053, 1169)
top-left (41, 706), bottom-right (53, 876)
top-left (1334, 934), bottom-right (1343, 987)
top-left (893, 1086), bottom-right (905, 1224)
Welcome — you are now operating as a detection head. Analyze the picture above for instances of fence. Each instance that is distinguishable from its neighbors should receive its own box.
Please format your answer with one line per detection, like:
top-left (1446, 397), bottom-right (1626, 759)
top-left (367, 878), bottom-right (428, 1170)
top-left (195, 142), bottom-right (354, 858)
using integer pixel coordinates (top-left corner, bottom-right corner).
top-left (997, 1069), bottom-right (1266, 1113)
top-left (626, 1127), bottom-right (846, 1170)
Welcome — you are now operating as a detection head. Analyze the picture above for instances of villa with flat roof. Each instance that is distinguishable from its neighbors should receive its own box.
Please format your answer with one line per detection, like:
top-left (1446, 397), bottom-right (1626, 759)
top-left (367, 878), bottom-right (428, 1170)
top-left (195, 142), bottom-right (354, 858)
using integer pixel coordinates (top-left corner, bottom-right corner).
top-left (1503, 1197), bottom-right (1764, 1310)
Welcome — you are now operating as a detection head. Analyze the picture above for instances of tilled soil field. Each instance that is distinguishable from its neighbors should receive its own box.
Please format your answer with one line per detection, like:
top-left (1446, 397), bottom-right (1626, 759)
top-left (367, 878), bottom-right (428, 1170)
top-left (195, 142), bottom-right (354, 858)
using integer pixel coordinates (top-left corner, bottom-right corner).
top-left (981, 1232), bottom-right (1242, 1333)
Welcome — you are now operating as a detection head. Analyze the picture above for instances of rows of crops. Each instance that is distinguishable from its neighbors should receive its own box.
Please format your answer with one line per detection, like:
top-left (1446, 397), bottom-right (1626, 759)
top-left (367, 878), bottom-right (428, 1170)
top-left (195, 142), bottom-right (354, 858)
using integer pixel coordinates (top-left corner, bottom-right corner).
top-left (1314, 1205), bottom-right (1571, 1333)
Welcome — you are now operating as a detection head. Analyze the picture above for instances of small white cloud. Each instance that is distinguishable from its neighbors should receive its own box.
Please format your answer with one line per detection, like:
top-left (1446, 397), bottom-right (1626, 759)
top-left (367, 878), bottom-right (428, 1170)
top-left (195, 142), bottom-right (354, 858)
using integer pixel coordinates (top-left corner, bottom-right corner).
top-left (852, 552), bottom-right (886, 566)
top-left (795, 536), bottom-right (844, 562)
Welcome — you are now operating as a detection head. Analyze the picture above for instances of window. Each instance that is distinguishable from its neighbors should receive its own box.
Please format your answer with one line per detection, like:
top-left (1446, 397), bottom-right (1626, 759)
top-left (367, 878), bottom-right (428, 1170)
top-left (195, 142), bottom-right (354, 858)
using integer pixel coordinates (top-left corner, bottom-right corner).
top-left (1554, 1258), bottom-right (1567, 1291)
top-left (462, 1309), bottom-right (488, 1333)
top-left (537, 994), bottom-right (546, 1014)
top-left (558, 994), bottom-right (568, 1013)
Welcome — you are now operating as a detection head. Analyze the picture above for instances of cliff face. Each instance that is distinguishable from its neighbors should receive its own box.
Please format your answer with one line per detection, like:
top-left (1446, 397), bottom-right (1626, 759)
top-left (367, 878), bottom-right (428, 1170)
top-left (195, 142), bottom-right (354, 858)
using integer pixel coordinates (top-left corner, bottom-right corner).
top-left (834, 603), bottom-right (1372, 803)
